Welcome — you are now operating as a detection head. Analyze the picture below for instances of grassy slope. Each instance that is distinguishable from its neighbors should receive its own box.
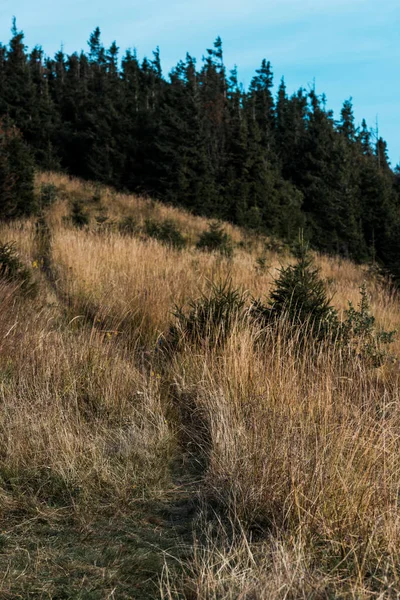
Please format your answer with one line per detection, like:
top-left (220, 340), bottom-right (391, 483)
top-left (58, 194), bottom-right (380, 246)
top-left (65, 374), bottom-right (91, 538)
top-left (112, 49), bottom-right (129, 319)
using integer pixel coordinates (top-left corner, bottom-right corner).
top-left (0, 172), bottom-right (399, 597)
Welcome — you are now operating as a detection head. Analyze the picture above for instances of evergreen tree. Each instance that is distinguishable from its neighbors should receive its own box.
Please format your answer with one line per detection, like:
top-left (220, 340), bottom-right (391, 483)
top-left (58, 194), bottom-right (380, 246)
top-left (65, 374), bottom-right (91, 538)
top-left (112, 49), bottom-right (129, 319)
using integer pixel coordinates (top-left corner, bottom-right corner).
top-left (358, 119), bottom-right (373, 156)
top-left (0, 118), bottom-right (35, 219)
top-left (248, 59), bottom-right (275, 153)
top-left (252, 240), bottom-right (339, 339)
top-left (338, 98), bottom-right (356, 142)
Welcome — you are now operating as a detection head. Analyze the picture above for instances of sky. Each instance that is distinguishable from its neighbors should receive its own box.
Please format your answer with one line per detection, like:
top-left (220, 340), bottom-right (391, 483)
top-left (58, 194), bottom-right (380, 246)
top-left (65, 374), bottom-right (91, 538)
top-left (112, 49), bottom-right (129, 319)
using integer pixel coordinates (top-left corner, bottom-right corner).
top-left (0, 0), bottom-right (399, 164)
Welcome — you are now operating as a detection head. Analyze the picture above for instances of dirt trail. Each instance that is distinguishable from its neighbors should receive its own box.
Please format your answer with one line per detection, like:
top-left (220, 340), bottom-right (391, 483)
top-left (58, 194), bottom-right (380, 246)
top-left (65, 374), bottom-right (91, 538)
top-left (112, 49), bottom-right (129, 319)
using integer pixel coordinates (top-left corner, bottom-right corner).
top-left (0, 220), bottom-right (204, 598)
top-left (0, 456), bottom-right (202, 598)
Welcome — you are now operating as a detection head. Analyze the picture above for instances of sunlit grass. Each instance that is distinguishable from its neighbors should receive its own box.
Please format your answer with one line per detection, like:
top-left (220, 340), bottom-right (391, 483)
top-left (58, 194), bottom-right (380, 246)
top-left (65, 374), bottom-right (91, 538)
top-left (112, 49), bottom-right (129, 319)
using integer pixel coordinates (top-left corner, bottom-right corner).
top-left (0, 171), bottom-right (399, 597)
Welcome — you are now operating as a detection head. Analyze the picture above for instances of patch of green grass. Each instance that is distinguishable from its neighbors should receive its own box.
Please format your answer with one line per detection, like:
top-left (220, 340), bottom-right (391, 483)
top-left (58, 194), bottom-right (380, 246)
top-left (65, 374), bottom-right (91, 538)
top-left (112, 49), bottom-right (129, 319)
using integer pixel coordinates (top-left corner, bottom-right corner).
top-left (0, 489), bottom-right (196, 599)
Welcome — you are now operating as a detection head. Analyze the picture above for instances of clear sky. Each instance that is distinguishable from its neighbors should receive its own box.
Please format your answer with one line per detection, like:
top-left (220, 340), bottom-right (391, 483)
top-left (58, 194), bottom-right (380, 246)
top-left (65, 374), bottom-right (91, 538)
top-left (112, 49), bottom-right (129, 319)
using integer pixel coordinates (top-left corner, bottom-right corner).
top-left (0, 0), bottom-right (399, 165)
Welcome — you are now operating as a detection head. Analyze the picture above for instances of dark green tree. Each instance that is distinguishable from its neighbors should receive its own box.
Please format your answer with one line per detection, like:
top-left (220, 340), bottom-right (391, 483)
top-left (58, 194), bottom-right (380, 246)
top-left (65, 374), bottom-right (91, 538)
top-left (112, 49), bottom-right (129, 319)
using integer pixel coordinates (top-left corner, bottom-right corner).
top-left (0, 118), bottom-right (35, 219)
top-left (252, 241), bottom-right (338, 338)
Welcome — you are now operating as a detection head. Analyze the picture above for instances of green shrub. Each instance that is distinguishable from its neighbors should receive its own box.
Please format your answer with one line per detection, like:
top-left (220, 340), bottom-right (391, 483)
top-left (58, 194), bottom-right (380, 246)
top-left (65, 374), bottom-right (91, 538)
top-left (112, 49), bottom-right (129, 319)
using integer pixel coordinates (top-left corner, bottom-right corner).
top-left (196, 222), bottom-right (233, 257)
top-left (39, 183), bottom-right (57, 208)
top-left (252, 243), bottom-right (338, 339)
top-left (119, 215), bottom-right (137, 236)
top-left (94, 214), bottom-right (117, 234)
top-left (91, 187), bottom-right (102, 204)
top-left (252, 241), bottom-right (396, 366)
top-left (0, 241), bottom-right (36, 294)
top-left (35, 213), bottom-right (52, 273)
top-left (70, 200), bottom-right (89, 228)
top-left (255, 255), bottom-right (269, 274)
top-left (144, 218), bottom-right (186, 250)
top-left (341, 283), bottom-right (396, 367)
top-left (168, 280), bottom-right (247, 349)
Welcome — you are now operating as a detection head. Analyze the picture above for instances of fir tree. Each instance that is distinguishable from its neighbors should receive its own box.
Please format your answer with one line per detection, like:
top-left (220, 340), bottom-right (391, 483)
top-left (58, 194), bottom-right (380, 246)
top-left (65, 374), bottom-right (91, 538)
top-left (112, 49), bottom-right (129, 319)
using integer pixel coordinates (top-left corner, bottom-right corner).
top-left (252, 240), bottom-right (338, 338)
top-left (0, 118), bottom-right (35, 219)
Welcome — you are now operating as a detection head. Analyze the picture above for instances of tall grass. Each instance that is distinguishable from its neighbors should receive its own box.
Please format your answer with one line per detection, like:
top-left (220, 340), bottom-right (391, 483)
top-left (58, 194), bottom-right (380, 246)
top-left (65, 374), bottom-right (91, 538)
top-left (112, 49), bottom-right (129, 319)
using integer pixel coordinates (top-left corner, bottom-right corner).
top-left (160, 323), bottom-right (400, 596)
top-left (0, 171), bottom-right (400, 597)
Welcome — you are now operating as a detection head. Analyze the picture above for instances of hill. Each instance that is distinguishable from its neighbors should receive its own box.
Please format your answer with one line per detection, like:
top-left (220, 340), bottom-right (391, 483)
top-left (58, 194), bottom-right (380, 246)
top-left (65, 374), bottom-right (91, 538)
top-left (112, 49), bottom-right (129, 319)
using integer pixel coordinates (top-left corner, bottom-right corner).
top-left (1, 24), bottom-right (400, 278)
top-left (0, 173), bottom-right (399, 597)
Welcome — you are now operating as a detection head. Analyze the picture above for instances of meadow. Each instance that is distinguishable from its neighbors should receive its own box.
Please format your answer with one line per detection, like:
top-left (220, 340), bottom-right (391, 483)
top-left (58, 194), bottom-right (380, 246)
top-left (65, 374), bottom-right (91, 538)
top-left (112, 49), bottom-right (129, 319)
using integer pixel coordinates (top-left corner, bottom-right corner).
top-left (0, 172), bottom-right (400, 598)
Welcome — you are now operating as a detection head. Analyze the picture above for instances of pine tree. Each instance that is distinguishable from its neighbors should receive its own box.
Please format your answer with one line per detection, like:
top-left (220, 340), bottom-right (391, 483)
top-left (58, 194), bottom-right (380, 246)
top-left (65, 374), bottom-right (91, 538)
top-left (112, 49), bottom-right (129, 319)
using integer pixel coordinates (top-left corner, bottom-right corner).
top-left (0, 118), bottom-right (35, 219)
top-left (338, 98), bottom-right (356, 142)
top-left (157, 55), bottom-right (217, 214)
top-left (2, 20), bottom-right (35, 135)
top-left (248, 59), bottom-right (275, 153)
top-left (252, 240), bottom-right (338, 338)
top-left (275, 85), bottom-right (308, 181)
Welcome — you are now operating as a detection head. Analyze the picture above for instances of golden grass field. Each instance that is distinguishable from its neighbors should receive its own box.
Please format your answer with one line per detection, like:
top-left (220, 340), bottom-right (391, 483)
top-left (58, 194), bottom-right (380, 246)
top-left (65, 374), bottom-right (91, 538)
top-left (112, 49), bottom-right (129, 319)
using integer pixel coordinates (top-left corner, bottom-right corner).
top-left (0, 171), bottom-right (400, 598)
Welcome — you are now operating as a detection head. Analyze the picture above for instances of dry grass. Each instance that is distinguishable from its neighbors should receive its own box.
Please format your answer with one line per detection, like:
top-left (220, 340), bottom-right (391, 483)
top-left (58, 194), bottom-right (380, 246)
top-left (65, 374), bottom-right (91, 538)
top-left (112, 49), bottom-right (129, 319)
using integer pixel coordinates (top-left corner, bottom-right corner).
top-left (166, 323), bottom-right (400, 597)
top-left (0, 171), bottom-right (400, 597)
top-left (37, 170), bottom-right (245, 244)
top-left (0, 280), bottom-right (173, 506)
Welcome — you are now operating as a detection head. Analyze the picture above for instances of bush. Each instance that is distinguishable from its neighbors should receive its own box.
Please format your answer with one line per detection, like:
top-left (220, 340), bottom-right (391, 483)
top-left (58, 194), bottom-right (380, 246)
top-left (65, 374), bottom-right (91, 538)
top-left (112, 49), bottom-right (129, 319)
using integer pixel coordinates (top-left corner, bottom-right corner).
top-left (252, 243), bottom-right (338, 339)
top-left (94, 214), bottom-right (117, 234)
top-left (255, 255), bottom-right (269, 274)
top-left (168, 280), bottom-right (247, 349)
top-left (0, 241), bottom-right (36, 294)
top-left (252, 241), bottom-right (396, 366)
top-left (341, 283), bottom-right (396, 367)
top-left (35, 213), bottom-right (52, 273)
top-left (70, 200), bottom-right (89, 228)
top-left (119, 215), bottom-right (137, 236)
top-left (91, 186), bottom-right (102, 204)
top-left (39, 183), bottom-right (57, 208)
top-left (144, 219), bottom-right (186, 250)
top-left (196, 222), bottom-right (233, 257)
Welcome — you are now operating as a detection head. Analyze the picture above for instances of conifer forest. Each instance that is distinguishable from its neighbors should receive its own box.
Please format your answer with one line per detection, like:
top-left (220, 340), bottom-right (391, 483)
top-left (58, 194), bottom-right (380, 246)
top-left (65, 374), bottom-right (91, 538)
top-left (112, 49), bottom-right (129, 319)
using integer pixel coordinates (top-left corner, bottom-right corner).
top-left (1, 23), bottom-right (400, 275)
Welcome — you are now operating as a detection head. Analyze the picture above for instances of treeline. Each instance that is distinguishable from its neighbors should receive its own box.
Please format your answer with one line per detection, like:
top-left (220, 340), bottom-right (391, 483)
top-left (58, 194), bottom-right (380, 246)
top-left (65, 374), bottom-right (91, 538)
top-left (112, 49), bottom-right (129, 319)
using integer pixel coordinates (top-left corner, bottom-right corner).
top-left (1, 21), bottom-right (400, 273)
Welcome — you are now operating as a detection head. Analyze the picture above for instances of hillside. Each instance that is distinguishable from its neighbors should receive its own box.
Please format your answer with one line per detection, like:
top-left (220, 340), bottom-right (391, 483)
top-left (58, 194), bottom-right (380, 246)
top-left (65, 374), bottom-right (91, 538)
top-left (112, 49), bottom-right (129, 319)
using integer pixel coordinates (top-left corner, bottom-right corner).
top-left (1, 24), bottom-right (400, 279)
top-left (0, 173), bottom-right (399, 597)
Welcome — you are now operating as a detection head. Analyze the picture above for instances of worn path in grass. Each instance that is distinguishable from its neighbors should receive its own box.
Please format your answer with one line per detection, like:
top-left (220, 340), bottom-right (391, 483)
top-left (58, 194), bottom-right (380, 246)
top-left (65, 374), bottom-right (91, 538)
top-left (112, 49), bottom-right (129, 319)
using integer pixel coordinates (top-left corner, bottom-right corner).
top-left (0, 229), bottom-right (202, 598)
top-left (0, 455), bottom-right (201, 598)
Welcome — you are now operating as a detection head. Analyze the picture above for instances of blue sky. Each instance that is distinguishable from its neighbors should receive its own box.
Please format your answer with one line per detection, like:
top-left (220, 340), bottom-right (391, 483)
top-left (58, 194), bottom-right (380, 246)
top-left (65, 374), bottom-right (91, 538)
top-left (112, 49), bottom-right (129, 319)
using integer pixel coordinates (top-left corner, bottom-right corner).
top-left (0, 0), bottom-right (399, 164)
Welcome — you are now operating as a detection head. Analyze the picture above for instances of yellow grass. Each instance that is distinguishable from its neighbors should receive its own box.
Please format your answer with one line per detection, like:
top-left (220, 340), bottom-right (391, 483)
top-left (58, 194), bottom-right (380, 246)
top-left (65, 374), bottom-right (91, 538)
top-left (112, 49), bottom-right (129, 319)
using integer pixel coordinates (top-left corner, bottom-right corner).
top-left (0, 171), bottom-right (400, 597)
